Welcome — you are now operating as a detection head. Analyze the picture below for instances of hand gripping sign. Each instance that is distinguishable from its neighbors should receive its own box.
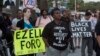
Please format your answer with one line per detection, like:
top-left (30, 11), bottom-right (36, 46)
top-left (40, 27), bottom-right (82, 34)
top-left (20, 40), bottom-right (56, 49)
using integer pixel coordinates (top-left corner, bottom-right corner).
top-left (24, 0), bottom-right (37, 8)
top-left (14, 28), bottom-right (46, 55)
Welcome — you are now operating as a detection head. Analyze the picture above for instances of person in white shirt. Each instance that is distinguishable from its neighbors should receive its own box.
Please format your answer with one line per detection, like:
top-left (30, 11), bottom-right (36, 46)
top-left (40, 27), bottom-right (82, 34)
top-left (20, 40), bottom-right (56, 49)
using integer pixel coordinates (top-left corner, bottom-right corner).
top-left (12, 9), bottom-right (23, 30)
top-left (81, 12), bottom-right (93, 56)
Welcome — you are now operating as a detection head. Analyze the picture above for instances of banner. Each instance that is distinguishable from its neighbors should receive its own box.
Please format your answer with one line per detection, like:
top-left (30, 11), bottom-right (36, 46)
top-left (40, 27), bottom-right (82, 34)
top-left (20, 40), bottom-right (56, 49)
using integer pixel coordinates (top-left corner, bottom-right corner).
top-left (70, 21), bottom-right (92, 37)
top-left (23, 0), bottom-right (37, 8)
top-left (14, 28), bottom-right (46, 55)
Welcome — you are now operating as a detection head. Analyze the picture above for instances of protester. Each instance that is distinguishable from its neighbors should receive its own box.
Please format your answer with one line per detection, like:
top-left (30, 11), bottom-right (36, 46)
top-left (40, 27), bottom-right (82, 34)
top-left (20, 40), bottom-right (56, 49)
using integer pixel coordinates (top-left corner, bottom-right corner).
top-left (17, 8), bottom-right (36, 56)
top-left (1, 8), bottom-right (13, 56)
top-left (61, 9), bottom-right (75, 52)
top-left (35, 9), bottom-right (53, 56)
top-left (90, 10), bottom-right (98, 54)
top-left (42, 8), bottom-right (71, 56)
top-left (71, 13), bottom-right (82, 49)
top-left (35, 9), bottom-right (53, 28)
top-left (12, 9), bottom-right (23, 30)
top-left (81, 12), bottom-right (93, 56)
top-left (95, 12), bottom-right (100, 56)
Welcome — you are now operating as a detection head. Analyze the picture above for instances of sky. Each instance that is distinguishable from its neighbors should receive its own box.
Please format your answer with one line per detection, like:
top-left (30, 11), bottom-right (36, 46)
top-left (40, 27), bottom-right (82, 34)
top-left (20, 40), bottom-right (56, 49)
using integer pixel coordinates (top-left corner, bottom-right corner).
top-left (84, 0), bottom-right (100, 2)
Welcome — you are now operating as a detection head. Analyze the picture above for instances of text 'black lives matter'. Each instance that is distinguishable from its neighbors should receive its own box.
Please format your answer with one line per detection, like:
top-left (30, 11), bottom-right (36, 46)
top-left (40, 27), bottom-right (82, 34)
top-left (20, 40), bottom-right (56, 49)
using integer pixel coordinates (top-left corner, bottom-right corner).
top-left (70, 21), bottom-right (92, 37)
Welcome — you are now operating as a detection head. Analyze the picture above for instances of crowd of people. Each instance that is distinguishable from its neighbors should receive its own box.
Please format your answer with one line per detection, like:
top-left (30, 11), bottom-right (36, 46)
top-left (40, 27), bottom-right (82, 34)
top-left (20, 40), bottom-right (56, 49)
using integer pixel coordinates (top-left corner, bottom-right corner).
top-left (0, 7), bottom-right (100, 56)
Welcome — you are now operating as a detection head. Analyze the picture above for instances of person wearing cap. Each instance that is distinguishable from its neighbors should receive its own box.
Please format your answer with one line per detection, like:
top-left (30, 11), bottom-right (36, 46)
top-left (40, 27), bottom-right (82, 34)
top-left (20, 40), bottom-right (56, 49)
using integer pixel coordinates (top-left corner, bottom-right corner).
top-left (1, 7), bottom-right (13, 55)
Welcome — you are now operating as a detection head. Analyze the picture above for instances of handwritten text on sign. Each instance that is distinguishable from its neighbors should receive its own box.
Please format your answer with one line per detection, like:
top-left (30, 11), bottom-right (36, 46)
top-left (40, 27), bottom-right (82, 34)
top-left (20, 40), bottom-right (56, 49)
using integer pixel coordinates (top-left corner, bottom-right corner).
top-left (70, 21), bottom-right (92, 37)
top-left (14, 28), bottom-right (45, 55)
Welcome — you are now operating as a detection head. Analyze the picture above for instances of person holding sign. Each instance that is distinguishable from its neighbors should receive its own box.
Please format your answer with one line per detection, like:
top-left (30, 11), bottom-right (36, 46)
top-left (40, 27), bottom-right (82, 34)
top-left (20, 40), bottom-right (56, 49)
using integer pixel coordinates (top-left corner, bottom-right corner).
top-left (17, 8), bottom-right (35, 56)
top-left (17, 8), bottom-right (35, 30)
top-left (42, 8), bottom-right (71, 56)
top-left (81, 12), bottom-right (93, 56)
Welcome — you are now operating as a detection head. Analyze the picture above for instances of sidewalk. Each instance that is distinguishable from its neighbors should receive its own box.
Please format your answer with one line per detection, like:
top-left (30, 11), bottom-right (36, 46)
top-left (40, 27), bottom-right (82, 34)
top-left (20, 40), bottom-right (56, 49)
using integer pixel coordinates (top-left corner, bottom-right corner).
top-left (68, 48), bottom-right (96, 56)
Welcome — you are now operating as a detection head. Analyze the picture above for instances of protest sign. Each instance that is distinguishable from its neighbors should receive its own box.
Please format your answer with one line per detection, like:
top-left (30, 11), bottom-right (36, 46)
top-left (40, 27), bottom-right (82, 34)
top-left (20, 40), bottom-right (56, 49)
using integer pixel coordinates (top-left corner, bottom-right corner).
top-left (14, 28), bottom-right (45, 55)
top-left (70, 21), bottom-right (92, 37)
top-left (23, 0), bottom-right (37, 8)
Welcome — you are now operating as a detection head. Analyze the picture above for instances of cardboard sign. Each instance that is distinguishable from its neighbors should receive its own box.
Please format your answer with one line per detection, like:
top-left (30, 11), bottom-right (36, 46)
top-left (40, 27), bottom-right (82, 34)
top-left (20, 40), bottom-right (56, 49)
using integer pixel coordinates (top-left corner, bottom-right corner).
top-left (14, 28), bottom-right (46, 55)
top-left (70, 21), bottom-right (92, 37)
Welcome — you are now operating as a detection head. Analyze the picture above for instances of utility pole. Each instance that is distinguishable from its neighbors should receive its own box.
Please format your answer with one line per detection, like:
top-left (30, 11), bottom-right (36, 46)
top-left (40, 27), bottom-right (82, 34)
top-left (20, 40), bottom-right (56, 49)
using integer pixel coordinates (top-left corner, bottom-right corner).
top-left (75, 0), bottom-right (77, 13)
top-left (55, 0), bottom-right (58, 7)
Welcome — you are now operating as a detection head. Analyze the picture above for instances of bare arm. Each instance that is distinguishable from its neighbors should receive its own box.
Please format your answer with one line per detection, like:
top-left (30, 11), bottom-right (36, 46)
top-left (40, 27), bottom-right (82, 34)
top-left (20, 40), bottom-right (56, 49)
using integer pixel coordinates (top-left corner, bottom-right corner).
top-left (96, 35), bottom-right (100, 47)
top-left (43, 38), bottom-right (49, 47)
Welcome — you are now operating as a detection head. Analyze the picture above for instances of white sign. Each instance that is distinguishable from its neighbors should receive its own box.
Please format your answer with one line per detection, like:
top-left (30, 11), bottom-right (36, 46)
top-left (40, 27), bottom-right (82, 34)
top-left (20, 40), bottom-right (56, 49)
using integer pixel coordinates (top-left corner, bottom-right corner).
top-left (23, 0), bottom-right (37, 8)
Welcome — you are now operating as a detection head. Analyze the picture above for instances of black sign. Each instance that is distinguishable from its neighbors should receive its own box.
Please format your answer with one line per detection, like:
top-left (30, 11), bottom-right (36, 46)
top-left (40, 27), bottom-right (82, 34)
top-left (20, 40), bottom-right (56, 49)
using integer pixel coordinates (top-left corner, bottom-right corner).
top-left (70, 21), bottom-right (92, 37)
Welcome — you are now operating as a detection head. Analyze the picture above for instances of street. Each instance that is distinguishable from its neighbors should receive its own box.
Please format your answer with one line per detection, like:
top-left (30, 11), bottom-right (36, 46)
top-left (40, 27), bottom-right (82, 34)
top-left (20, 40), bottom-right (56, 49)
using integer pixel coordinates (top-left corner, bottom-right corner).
top-left (68, 48), bottom-right (96, 56)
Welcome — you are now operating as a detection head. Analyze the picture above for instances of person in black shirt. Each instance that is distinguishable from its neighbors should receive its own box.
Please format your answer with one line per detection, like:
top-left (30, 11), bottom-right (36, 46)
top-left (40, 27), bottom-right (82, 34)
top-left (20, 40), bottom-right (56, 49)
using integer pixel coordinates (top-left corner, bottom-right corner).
top-left (42, 8), bottom-right (71, 56)
top-left (61, 9), bottom-right (71, 24)
top-left (95, 12), bottom-right (100, 56)
top-left (61, 9), bottom-right (75, 52)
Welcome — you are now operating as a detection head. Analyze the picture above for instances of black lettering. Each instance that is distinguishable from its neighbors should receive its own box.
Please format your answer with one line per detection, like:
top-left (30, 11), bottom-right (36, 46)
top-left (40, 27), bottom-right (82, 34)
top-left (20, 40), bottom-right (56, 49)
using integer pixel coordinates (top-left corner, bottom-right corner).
top-left (29, 29), bottom-right (33, 38)
top-left (39, 29), bottom-right (42, 37)
top-left (26, 41), bottom-right (31, 49)
top-left (34, 29), bottom-right (39, 38)
top-left (31, 39), bottom-right (36, 48)
top-left (21, 41), bottom-right (25, 50)
top-left (16, 31), bottom-right (21, 39)
top-left (36, 39), bottom-right (41, 48)
top-left (22, 30), bottom-right (27, 39)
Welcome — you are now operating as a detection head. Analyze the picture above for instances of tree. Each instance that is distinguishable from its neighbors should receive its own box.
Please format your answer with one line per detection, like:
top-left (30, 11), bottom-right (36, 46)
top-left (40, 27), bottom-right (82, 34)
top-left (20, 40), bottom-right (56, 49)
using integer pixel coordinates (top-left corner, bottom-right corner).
top-left (37, 0), bottom-right (48, 10)
top-left (79, 2), bottom-right (100, 11)
top-left (67, 0), bottom-right (84, 10)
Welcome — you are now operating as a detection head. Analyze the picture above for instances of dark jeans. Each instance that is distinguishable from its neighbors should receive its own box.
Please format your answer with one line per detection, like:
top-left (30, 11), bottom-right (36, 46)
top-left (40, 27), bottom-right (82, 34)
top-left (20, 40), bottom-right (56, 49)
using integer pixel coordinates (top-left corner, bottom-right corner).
top-left (96, 45), bottom-right (100, 56)
top-left (69, 38), bottom-right (75, 50)
top-left (81, 37), bottom-right (93, 56)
